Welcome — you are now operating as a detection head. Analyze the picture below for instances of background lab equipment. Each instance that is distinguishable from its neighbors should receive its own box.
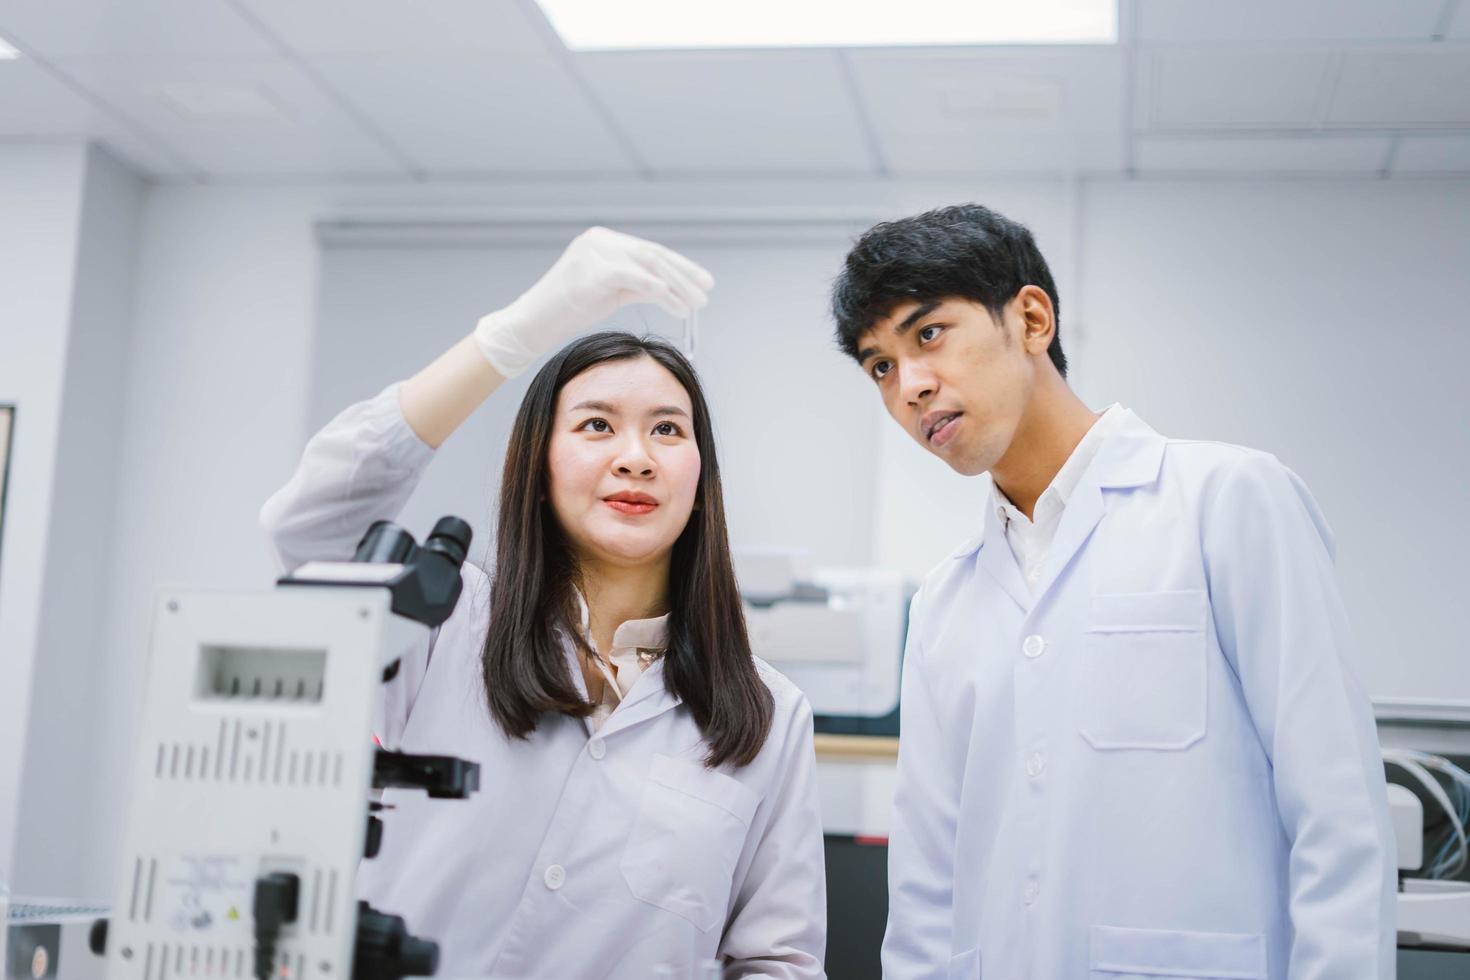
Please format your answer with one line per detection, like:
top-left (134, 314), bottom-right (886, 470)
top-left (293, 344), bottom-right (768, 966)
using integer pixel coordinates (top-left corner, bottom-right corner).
top-left (93, 517), bottom-right (478, 980)
top-left (1378, 701), bottom-right (1470, 974)
top-left (737, 549), bottom-right (907, 733)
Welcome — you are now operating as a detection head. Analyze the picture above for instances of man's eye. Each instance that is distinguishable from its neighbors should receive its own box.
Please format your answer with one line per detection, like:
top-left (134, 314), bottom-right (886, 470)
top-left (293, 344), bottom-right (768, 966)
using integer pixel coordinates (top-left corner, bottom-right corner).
top-left (579, 418), bottom-right (611, 433)
top-left (871, 360), bottom-right (892, 381)
top-left (918, 325), bottom-right (943, 343)
top-left (653, 421), bottom-right (682, 437)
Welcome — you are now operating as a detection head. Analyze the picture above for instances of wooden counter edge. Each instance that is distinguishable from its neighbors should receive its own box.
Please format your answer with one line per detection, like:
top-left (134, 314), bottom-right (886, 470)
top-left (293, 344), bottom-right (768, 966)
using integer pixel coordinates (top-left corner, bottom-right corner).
top-left (813, 734), bottom-right (900, 761)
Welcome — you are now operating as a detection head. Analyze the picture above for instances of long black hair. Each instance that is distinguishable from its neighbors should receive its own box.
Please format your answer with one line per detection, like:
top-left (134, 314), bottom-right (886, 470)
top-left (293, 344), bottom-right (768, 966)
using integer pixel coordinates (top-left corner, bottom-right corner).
top-left (481, 331), bottom-right (773, 768)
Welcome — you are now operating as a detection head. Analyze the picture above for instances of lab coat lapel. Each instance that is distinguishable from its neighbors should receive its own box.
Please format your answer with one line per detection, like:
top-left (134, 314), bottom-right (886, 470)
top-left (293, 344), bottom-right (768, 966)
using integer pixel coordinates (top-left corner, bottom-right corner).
top-left (1031, 409), bottom-right (1168, 603)
top-left (595, 658), bottom-right (681, 739)
top-left (1030, 472), bottom-right (1104, 603)
top-left (978, 498), bottom-right (1031, 612)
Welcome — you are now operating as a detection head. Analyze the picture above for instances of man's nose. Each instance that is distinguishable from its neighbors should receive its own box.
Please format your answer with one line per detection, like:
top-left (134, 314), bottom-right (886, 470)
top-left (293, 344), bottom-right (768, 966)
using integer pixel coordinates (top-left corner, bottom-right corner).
top-left (898, 361), bottom-right (937, 405)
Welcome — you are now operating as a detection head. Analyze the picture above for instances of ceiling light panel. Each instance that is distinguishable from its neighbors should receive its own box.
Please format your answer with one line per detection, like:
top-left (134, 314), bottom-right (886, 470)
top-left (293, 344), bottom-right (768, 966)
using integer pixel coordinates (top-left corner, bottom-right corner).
top-left (535, 0), bottom-right (1116, 50)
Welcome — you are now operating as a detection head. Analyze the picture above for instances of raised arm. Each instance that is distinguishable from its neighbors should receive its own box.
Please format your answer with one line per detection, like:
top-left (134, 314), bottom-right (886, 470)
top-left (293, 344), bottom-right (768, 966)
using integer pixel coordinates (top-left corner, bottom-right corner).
top-left (261, 227), bottom-right (713, 570)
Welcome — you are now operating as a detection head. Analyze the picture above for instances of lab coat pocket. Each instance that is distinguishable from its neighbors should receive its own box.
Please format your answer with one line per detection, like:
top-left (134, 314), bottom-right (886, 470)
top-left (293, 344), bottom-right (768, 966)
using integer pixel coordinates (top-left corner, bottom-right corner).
top-left (621, 754), bottom-right (761, 933)
top-left (946, 946), bottom-right (981, 979)
top-left (1089, 924), bottom-right (1266, 979)
top-left (1081, 590), bottom-right (1208, 750)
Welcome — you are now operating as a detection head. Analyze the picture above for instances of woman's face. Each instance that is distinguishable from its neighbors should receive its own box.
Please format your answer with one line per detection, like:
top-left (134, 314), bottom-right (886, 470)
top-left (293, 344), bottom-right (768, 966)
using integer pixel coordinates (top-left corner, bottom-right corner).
top-left (546, 356), bottom-right (702, 570)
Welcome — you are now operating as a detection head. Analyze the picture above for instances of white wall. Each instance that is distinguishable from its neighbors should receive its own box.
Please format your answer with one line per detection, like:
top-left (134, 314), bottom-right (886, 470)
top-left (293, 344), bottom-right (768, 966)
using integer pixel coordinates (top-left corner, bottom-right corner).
top-left (82, 183), bottom-right (324, 899)
top-left (1076, 179), bottom-right (1470, 703)
top-left (313, 226), bottom-right (888, 569)
top-left (12, 145), bottom-right (144, 898)
top-left (0, 141), bottom-right (89, 892)
top-left (4, 162), bottom-right (1468, 898)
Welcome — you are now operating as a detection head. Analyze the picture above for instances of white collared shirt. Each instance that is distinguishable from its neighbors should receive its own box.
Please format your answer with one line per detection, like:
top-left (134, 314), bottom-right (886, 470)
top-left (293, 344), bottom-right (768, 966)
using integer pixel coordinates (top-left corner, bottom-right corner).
top-left (992, 403), bottom-right (1126, 590)
top-left (571, 592), bottom-right (669, 732)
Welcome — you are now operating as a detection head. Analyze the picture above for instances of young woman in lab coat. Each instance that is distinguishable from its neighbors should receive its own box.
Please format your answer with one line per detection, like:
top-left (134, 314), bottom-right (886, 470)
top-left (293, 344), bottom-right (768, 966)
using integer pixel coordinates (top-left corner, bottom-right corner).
top-left (260, 229), bottom-right (826, 979)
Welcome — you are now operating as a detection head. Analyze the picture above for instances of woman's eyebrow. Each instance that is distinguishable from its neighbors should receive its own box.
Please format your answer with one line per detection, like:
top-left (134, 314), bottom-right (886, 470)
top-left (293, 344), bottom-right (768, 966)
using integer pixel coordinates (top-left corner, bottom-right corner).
top-left (568, 400), bottom-right (688, 419)
top-left (569, 399), bottom-right (618, 414)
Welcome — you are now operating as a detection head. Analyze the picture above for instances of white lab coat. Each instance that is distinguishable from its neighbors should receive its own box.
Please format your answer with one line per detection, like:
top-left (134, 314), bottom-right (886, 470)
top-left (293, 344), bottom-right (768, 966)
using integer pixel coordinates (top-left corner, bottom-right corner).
top-left (260, 384), bottom-right (827, 979)
top-left (883, 410), bottom-right (1396, 980)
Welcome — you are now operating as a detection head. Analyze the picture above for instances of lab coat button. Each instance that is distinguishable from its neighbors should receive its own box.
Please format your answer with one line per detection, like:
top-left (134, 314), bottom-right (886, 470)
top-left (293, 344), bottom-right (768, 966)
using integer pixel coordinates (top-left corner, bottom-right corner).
top-left (544, 864), bottom-right (566, 890)
top-left (1023, 880), bottom-right (1040, 905)
top-left (588, 739), bottom-right (606, 760)
top-left (1026, 752), bottom-right (1046, 778)
top-left (1023, 635), bottom-right (1046, 658)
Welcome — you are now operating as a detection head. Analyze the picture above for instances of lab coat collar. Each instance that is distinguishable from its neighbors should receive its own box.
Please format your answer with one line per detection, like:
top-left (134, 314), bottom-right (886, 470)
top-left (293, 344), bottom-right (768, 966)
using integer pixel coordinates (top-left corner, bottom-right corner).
top-left (593, 657), bottom-right (682, 740)
top-left (556, 632), bottom-right (683, 738)
top-left (965, 409), bottom-right (1168, 608)
top-left (1092, 408), bottom-right (1168, 490)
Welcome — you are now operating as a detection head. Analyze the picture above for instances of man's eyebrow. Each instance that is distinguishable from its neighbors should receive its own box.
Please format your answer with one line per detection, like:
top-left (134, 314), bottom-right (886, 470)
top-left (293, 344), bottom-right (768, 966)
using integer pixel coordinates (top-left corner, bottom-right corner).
top-left (895, 299), bottom-right (943, 335)
top-left (857, 299), bottom-right (944, 364)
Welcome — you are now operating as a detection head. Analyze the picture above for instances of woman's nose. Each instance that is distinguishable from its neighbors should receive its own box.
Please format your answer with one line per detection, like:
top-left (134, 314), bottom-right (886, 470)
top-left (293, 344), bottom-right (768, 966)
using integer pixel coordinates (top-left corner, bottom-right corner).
top-left (613, 440), bottom-right (655, 477)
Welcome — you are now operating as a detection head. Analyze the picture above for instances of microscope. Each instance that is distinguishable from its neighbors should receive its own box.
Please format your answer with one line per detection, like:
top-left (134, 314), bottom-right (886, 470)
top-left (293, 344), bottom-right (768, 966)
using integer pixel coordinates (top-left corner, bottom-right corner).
top-left (92, 518), bottom-right (480, 980)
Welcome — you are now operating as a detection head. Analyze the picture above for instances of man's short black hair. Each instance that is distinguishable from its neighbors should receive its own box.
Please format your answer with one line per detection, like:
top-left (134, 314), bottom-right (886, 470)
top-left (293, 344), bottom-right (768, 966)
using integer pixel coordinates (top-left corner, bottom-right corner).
top-left (831, 203), bottom-right (1067, 377)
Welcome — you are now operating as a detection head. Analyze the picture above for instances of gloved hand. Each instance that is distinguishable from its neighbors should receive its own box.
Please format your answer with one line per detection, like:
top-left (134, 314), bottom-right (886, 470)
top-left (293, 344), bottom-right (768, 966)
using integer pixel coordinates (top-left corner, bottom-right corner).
top-left (472, 226), bottom-right (714, 378)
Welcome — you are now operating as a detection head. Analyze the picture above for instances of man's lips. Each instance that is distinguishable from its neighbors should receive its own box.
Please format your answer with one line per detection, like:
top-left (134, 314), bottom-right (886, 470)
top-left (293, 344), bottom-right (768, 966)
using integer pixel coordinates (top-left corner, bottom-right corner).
top-left (604, 491), bottom-right (658, 515)
top-left (921, 410), bottom-right (963, 444)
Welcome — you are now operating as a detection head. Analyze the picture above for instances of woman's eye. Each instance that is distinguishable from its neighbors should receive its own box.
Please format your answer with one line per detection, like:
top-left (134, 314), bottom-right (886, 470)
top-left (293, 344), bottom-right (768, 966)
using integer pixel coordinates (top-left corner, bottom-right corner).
top-left (579, 418), bottom-right (611, 433)
top-left (653, 421), bottom-right (682, 437)
top-left (918, 324), bottom-right (943, 343)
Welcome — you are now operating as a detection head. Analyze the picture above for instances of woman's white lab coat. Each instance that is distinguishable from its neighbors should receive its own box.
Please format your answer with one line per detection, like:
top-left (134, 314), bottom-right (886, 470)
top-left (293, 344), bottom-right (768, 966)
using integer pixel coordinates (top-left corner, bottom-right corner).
top-left (882, 409), bottom-right (1396, 980)
top-left (260, 385), bottom-right (827, 979)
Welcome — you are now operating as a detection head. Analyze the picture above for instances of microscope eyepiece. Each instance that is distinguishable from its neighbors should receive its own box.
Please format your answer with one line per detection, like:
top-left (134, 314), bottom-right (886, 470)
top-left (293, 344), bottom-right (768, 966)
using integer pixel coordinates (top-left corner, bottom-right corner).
top-left (353, 521), bottom-right (417, 564)
top-left (424, 516), bottom-right (472, 566)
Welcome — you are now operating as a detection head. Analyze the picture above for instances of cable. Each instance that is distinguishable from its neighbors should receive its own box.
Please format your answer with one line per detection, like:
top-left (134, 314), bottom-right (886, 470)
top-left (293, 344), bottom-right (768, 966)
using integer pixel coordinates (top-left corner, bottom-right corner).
top-left (1385, 749), bottom-right (1470, 877)
top-left (1384, 749), bottom-right (1469, 879)
top-left (252, 873), bottom-right (300, 980)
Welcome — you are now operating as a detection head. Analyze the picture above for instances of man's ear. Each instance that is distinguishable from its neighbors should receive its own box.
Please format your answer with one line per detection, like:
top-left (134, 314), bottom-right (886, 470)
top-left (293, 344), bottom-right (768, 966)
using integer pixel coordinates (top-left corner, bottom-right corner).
top-left (1015, 285), bottom-right (1056, 356)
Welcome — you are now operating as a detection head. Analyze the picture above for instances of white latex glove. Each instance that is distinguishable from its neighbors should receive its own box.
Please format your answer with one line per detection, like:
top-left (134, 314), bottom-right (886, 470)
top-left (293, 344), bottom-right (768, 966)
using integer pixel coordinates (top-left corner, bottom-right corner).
top-left (473, 226), bottom-right (714, 378)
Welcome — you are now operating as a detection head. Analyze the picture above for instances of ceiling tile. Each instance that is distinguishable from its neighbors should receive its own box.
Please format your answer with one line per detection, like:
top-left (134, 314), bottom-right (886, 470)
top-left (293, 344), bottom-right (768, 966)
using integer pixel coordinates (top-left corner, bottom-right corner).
top-left (308, 52), bottom-right (635, 175)
top-left (0, 59), bottom-right (101, 135)
top-left (1392, 136), bottom-right (1470, 172)
top-left (1135, 135), bottom-right (1391, 172)
top-left (0, 58), bottom-right (195, 175)
top-left (847, 47), bottom-right (1125, 174)
top-left (1144, 49), bottom-right (1332, 128)
top-left (0, 0), bottom-right (275, 59)
top-left (1328, 50), bottom-right (1470, 125)
top-left (54, 57), bottom-right (407, 177)
top-left (1135, 0), bottom-right (1444, 42)
top-left (93, 123), bottom-right (199, 177)
top-left (237, 0), bottom-right (551, 56)
top-left (577, 51), bottom-right (872, 174)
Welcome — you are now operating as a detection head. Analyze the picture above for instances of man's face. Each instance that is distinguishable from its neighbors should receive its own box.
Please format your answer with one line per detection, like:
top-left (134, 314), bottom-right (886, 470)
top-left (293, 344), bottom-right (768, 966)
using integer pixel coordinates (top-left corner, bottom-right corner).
top-left (855, 295), bottom-right (1038, 477)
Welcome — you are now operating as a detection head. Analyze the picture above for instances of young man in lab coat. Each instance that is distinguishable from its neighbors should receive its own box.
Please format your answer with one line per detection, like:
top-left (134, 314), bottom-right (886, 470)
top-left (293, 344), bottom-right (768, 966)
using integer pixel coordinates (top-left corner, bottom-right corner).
top-left (832, 204), bottom-right (1396, 979)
